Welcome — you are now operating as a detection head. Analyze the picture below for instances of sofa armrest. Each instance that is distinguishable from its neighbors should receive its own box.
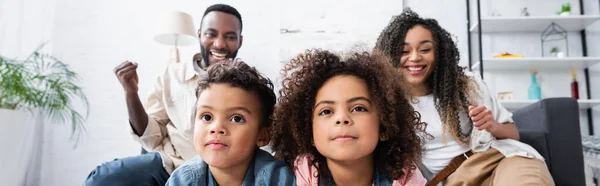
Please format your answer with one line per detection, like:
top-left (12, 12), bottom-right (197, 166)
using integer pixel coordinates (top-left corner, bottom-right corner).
top-left (512, 97), bottom-right (585, 186)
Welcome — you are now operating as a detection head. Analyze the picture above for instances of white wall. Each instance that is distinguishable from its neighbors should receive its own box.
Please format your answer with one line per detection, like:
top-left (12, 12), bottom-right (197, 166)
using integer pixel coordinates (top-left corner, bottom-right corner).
top-left (279, 0), bottom-right (405, 61)
top-left (0, 0), bottom-right (57, 185)
top-left (0, 0), bottom-right (56, 58)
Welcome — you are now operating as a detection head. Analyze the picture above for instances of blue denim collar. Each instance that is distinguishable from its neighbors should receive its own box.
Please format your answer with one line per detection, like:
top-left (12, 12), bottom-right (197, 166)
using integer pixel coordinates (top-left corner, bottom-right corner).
top-left (207, 158), bottom-right (256, 186)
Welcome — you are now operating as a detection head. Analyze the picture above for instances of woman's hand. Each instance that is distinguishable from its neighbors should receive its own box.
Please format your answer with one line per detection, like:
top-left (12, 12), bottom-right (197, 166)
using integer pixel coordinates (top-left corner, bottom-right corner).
top-left (468, 106), bottom-right (500, 133)
top-left (468, 105), bottom-right (520, 140)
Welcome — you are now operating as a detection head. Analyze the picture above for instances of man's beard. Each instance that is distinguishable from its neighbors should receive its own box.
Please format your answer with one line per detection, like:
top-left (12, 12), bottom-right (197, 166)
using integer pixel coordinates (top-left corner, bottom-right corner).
top-left (199, 45), bottom-right (238, 69)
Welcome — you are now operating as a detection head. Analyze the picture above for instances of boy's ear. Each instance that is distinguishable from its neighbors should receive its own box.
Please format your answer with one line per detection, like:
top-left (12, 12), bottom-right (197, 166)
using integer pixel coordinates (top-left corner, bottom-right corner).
top-left (256, 127), bottom-right (270, 147)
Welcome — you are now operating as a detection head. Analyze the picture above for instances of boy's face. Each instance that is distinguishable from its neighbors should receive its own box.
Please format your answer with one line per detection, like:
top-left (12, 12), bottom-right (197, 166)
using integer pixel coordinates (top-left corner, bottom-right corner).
top-left (194, 83), bottom-right (268, 169)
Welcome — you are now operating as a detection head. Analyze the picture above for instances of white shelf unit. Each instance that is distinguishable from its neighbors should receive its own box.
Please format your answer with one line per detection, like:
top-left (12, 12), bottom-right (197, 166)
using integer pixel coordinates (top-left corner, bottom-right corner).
top-left (470, 15), bottom-right (600, 33)
top-left (471, 57), bottom-right (600, 70)
top-left (466, 1), bottom-right (600, 141)
top-left (501, 100), bottom-right (600, 110)
top-left (467, 1), bottom-right (600, 184)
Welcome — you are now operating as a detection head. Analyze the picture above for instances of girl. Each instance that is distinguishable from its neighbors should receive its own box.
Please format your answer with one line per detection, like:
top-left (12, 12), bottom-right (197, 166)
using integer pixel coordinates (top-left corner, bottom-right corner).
top-left (271, 49), bottom-right (427, 186)
top-left (374, 9), bottom-right (554, 186)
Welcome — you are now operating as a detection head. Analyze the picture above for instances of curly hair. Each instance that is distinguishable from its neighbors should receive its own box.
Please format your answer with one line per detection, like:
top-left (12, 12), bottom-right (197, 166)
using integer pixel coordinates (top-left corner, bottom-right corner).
top-left (271, 49), bottom-right (426, 184)
top-left (195, 59), bottom-right (276, 128)
top-left (374, 8), bottom-right (473, 144)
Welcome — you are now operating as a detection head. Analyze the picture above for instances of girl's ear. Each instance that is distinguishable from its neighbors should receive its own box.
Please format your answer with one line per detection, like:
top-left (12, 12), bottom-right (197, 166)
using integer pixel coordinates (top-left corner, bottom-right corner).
top-left (379, 132), bottom-right (389, 141)
top-left (256, 127), bottom-right (271, 147)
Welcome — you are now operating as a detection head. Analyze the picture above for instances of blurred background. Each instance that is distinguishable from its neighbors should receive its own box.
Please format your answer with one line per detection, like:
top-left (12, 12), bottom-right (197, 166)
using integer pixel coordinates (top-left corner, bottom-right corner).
top-left (1, 0), bottom-right (599, 185)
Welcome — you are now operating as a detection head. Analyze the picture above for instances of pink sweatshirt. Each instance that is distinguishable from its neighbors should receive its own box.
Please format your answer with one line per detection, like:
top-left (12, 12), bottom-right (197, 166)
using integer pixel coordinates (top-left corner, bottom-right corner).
top-left (294, 156), bottom-right (427, 186)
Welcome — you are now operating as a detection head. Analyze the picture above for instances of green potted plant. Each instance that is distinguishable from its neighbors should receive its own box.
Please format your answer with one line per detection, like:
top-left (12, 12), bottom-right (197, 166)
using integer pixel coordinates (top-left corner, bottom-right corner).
top-left (0, 44), bottom-right (89, 145)
top-left (550, 47), bottom-right (566, 58)
top-left (557, 2), bottom-right (571, 16)
top-left (550, 47), bottom-right (559, 56)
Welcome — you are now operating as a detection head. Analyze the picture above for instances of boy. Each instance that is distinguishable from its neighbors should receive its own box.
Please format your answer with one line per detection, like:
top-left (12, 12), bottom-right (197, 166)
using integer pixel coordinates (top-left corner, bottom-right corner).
top-left (166, 60), bottom-right (294, 185)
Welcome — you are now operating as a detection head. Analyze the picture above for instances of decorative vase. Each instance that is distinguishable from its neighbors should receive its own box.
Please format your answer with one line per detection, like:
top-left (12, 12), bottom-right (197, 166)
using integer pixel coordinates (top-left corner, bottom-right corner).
top-left (0, 109), bottom-right (35, 186)
top-left (571, 69), bottom-right (579, 99)
top-left (528, 70), bottom-right (542, 100)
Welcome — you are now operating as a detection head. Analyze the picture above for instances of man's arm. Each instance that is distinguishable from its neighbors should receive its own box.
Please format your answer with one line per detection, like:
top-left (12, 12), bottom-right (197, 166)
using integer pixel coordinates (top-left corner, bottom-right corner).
top-left (125, 92), bottom-right (149, 136)
top-left (114, 61), bottom-right (148, 136)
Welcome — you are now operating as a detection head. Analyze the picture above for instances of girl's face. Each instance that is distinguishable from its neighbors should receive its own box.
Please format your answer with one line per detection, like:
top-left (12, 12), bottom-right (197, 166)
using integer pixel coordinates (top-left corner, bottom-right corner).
top-left (399, 25), bottom-right (436, 88)
top-left (312, 75), bottom-right (381, 162)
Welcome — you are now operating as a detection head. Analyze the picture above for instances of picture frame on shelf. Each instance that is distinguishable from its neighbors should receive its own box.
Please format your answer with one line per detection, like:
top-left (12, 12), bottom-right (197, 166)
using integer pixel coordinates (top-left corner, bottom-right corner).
top-left (498, 92), bottom-right (515, 101)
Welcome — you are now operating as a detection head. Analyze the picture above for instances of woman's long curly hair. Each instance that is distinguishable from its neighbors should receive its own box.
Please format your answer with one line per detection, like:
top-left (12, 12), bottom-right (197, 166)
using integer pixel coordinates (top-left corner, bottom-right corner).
top-left (374, 8), bottom-right (473, 144)
top-left (271, 49), bottom-right (426, 184)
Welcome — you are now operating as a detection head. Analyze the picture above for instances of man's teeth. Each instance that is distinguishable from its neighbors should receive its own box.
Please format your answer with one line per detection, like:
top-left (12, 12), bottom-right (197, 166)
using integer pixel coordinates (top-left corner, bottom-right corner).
top-left (211, 52), bottom-right (227, 58)
top-left (211, 52), bottom-right (227, 60)
top-left (407, 66), bottom-right (425, 71)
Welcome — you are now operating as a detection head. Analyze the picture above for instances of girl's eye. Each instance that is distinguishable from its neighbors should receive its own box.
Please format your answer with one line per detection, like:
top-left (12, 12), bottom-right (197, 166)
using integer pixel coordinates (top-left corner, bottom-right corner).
top-left (420, 49), bottom-right (432, 53)
top-left (352, 106), bottom-right (368, 112)
top-left (200, 114), bottom-right (212, 121)
top-left (230, 115), bottom-right (246, 123)
top-left (319, 109), bottom-right (333, 116)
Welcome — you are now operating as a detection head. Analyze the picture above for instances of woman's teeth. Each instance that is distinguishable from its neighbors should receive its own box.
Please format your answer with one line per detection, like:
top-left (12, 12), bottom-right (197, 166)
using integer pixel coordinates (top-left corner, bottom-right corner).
top-left (407, 66), bottom-right (425, 71)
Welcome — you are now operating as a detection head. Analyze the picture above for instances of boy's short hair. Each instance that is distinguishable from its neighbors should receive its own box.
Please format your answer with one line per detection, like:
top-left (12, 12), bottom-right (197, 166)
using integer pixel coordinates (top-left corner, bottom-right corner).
top-left (195, 59), bottom-right (276, 128)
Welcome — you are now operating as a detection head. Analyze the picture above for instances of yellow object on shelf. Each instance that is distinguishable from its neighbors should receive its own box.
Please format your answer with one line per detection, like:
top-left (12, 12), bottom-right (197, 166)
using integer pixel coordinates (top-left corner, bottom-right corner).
top-left (493, 52), bottom-right (524, 58)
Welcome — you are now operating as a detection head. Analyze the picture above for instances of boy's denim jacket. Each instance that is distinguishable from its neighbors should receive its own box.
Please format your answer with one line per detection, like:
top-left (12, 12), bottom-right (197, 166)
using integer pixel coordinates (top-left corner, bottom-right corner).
top-left (166, 149), bottom-right (295, 186)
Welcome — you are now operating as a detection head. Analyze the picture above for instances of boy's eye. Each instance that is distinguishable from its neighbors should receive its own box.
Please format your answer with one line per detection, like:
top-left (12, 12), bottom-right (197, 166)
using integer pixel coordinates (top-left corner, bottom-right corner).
top-left (230, 115), bottom-right (245, 123)
top-left (319, 109), bottom-right (333, 116)
top-left (352, 106), bottom-right (368, 112)
top-left (200, 114), bottom-right (212, 121)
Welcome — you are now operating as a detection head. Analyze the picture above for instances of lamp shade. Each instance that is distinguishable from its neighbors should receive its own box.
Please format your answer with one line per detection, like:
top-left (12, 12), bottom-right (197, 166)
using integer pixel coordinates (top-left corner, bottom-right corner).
top-left (154, 11), bottom-right (198, 46)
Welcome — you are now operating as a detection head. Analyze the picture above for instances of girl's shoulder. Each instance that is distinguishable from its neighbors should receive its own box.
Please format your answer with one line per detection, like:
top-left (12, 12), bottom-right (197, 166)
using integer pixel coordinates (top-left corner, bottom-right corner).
top-left (392, 166), bottom-right (427, 186)
top-left (293, 155), bottom-right (427, 186)
top-left (294, 155), bottom-right (319, 186)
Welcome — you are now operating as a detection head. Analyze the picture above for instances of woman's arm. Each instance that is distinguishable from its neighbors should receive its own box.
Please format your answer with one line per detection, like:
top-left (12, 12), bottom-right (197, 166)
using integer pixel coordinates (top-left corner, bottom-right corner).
top-left (490, 122), bottom-right (520, 140)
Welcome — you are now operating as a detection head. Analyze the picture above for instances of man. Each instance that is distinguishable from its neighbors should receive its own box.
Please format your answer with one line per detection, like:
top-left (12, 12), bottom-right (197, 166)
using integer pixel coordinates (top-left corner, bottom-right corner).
top-left (84, 4), bottom-right (243, 185)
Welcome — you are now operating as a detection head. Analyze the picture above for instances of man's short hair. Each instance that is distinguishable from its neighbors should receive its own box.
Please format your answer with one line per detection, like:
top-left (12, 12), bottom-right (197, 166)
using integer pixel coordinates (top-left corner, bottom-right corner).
top-left (202, 4), bottom-right (243, 32)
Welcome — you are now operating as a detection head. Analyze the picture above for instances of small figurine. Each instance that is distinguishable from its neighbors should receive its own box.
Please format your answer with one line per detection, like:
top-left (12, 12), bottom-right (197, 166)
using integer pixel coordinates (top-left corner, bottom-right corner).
top-left (491, 9), bottom-right (502, 17)
top-left (521, 7), bottom-right (530, 16)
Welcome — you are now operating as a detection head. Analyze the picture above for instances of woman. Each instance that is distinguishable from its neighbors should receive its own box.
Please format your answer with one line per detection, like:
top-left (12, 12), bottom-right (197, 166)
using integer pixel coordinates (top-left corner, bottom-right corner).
top-left (374, 9), bottom-right (554, 186)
